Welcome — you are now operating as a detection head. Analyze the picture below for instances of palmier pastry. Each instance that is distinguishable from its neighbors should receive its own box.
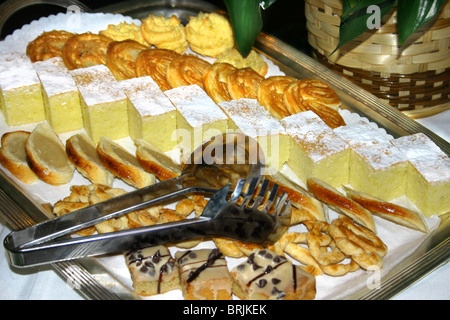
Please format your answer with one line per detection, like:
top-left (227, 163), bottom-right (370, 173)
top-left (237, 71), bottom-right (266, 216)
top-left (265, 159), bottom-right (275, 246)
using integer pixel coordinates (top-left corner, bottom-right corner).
top-left (227, 67), bottom-right (264, 100)
top-left (185, 12), bottom-right (234, 57)
top-left (99, 22), bottom-right (148, 45)
top-left (257, 76), bottom-right (298, 119)
top-left (140, 14), bottom-right (188, 53)
top-left (202, 62), bottom-right (236, 103)
top-left (166, 54), bottom-right (211, 89)
top-left (26, 30), bottom-right (74, 62)
top-left (216, 48), bottom-right (268, 76)
top-left (62, 33), bottom-right (113, 70)
top-left (135, 48), bottom-right (180, 91)
top-left (106, 40), bottom-right (148, 80)
top-left (283, 79), bottom-right (345, 128)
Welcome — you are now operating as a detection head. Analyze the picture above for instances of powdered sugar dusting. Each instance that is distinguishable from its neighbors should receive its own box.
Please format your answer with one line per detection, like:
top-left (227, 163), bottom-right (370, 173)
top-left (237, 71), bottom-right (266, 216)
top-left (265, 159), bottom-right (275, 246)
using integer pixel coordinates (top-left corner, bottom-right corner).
top-left (0, 52), bottom-right (40, 91)
top-left (33, 57), bottom-right (77, 96)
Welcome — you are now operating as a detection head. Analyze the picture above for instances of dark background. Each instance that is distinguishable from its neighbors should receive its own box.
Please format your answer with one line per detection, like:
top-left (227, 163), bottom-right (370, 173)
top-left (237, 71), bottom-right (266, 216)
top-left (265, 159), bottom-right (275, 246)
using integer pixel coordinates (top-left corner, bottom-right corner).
top-left (0, 0), bottom-right (311, 55)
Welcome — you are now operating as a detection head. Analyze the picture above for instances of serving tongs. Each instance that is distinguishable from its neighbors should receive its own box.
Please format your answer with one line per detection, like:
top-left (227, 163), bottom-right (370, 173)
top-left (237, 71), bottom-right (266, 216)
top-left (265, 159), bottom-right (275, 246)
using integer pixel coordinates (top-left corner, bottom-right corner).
top-left (4, 133), bottom-right (291, 267)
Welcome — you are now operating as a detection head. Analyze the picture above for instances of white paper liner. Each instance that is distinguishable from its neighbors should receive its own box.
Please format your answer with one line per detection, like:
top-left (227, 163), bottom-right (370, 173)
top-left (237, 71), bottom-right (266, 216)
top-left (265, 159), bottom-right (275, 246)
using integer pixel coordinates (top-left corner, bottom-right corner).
top-left (0, 12), bottom-right (441, 300)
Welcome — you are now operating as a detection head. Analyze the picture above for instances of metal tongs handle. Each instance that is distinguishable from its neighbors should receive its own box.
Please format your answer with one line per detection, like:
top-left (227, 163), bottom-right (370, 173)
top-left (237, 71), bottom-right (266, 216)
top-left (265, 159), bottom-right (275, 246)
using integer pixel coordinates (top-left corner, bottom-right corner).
top-left (4, 173), bottom-right (218, 268)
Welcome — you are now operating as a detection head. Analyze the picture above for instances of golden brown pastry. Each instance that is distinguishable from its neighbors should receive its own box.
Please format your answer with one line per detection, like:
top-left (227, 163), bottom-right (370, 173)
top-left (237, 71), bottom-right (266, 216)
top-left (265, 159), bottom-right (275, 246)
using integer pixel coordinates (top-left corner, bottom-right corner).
top-left (99, 22), bottom-right (148, 45)
top-left (185, 12), bottom-right (234, 57)
top-left (202, 62), bottom-right (237, 103)
top-left (135, 48), bottom-right (180, 91)
top-left (140, 14), bottom-right (188, 53)
top-left (283, 79), bottom-right (345, 129)
top-left (62, 33), bottom-right (113, 70)
top-left (227, 67), bottom-right (264, 100)
top-left (257, 76), bottom-right (298, 119)
top-left (166, 54), bottom-right (211, 89)
top-left (216, 47), bottom-right (268, 76)
top-left (26, 30), bottom-right (74, 62)
top-left (106, 39), bottom-right (148, 80)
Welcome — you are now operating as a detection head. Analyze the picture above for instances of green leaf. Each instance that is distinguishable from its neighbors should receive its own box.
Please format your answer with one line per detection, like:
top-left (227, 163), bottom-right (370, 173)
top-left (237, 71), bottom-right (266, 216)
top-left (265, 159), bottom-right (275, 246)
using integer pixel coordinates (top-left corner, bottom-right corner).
top-left (397, 0), bottom-right (446, 45)
top-left (224, 0), bottom-right (264, 57)
top-left (332, 0), bottom-right (395, 55)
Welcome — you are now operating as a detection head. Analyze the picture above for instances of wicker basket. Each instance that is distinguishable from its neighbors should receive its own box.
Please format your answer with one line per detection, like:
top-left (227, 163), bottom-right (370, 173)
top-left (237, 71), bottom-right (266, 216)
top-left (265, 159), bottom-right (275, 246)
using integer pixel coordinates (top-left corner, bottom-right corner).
top-left (305, 0), bottom-right (450, 118)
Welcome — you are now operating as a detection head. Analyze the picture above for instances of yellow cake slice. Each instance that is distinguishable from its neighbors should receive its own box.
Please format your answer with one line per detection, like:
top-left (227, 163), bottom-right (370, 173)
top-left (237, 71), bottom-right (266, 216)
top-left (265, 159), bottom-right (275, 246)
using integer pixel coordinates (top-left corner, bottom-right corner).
top-left (70, 65), bottom-right (128, 143)
top-left (391, 133), bottom-right (450, 217)
top-left (164, 84), bottom-right (229, 158)
top-left (218, 98), bottom-right (289, 174)
top-left (334, 120), bottom-right (408, 201)
top-left (0, 52), bottom-right (45, 126)
top-left (33, 57), bottom-right (83, 133)
top-left (118, 76), bottom-right (179, 152)
top-left (280, 111), bottom-right (349, 188)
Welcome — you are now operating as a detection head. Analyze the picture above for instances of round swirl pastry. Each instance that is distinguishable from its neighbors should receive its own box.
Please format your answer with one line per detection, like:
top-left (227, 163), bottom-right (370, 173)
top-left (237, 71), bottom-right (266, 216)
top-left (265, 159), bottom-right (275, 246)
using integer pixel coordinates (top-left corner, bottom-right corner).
top-left (202, 62), bottom-right (236, 103)
top-left (99, 22), bottom-right (148, 45)
top-left (106, 40), bottom-right (148, 80)
top-left (140, 14), bottom-right (188, 53)
top-left (283, 79), bottom-right (345, 128)
top-left (257, 76), bottom-right (298, 119)
top-left (216, 48), bottom-right (268, 76)
top-left (26, 30), bottom-right (74, 62)
top-left (186, 12), bottom-right (235, 58)
top-left (135, 48), bottom-right (180, 91)
top-left (62, 33), bottom-right (113, 70)
top-left (227, 67), bottom-right (264, 100)
top-left (166, 54), bottom-right (211, 89)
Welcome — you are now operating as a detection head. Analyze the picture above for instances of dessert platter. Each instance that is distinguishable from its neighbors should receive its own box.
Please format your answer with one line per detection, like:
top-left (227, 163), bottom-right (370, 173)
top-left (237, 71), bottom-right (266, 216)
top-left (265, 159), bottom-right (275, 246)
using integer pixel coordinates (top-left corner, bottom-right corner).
top-left (0, 1), bottom-right (449, 300)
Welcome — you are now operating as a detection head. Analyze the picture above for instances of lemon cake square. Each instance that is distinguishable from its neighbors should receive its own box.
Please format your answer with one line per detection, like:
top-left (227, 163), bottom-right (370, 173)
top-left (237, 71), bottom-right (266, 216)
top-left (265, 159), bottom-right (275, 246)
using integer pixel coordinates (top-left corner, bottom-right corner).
top-left (391, 133), bottom-right (450, 217)
top-left (164, 84), bottom-right (229, 156)
top-left (70, 65), bottom-right (128, 143)
top-left (0, 52), bottom-right (45, 126)
top-left (33, 57), bottom-right (83, 133)
top-left (334, 120), bottom-right (408, 200)
top-left (218, 98), bottom-right (289, 173)
top-left (281, 111), bottom-right (349, 188)
top-left (117, 76), bottom-right (178, 152)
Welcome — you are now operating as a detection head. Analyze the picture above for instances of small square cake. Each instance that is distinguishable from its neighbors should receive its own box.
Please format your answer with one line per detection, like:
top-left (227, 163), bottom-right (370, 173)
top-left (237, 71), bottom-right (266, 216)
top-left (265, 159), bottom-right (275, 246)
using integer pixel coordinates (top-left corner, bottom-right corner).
top-left (219, 98), bottom-right (290, 173)
top-left (118, 76), bottom-right (179, 152)
top-left (164, 85), bottom-right (229, 156)
top-left (281, 111), bottom-right (349, 188)
top-left (231, 249), bottom-right (316, 300)
top-left (70, 65), bottom-right (128, 143)
top-left (175, 248), bottom-right (232, 300)
top-left (334, 121), bottom-right (408, 200)
top-left (33, 57), bottom-right (83, 133)
top-left (125, 245), bottom-right (179, 296)
top-left (0, 52), bottom-right (45, 126)
top-left (391, 133), bottom-right (450, 217)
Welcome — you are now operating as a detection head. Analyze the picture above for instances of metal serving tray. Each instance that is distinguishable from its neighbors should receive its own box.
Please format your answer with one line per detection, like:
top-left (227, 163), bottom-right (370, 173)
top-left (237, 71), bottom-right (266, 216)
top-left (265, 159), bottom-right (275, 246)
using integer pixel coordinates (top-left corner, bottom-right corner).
top-left (0, 0), bottom-right (449, 300)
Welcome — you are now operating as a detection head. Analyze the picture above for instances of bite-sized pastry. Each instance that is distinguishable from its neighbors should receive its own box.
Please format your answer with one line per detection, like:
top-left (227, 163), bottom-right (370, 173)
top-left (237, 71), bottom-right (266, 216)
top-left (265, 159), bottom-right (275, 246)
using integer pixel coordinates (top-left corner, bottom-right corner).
top-left (66, 133), bottom-right (115, 187)
top-left (166, 54), bottom-right (211, 89)
top-left (216, 47), bottom-right (268, 76)
top-left (227, 67), bottom-right (264, 100)
top-left (135, 48), bottom-right (180, 91)
top-left (202, 62), bottom-right (236, 103)
top-left (257, 76), bottom-right (298, 119)
top-left (125, 245), bottom-right (180, 296)
top-left (106, 39), bottom-right (148, 80)
top-left (62, 33), bottom-right (113, 70)
top-left (97, 136), bottom-right (156, 189)
top-left (140, 14), bottom-right (188, 53)
top-left (0, 131), bottom-right (38, 184)
top-left (343, 187), bottom-right (428, 233)
top-left (26, 30), bottom-right (74, 62)
top-left (307, 177), bottom-right (376, 233)
top-left (231, 248), bottom-right (316, 300)
top-left (283, 79), bottom-right (345, 129)
top-left (33, 57), bottom-right (83, 133)
top-left (99, 22), bottom-right (148, 45)
top-left (0, 52), bottom-right (45, 126)
top-left (175, 248), bottom-right (232, 300)
top-left (185, 12), bottom-right (235, 57)
top-left (70, 65), bottom-right (128, 142)
top-left (25, 122), bottom-right (74, 186)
